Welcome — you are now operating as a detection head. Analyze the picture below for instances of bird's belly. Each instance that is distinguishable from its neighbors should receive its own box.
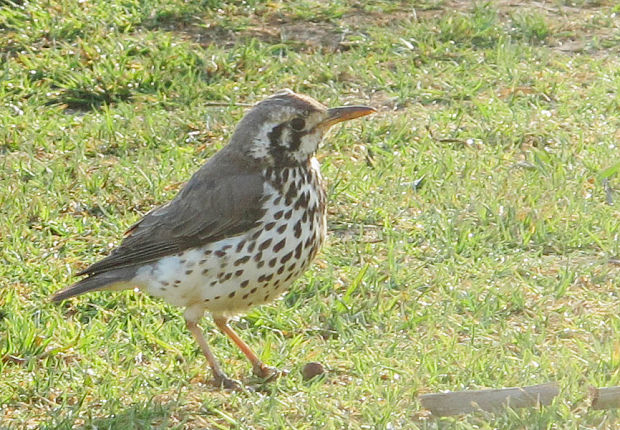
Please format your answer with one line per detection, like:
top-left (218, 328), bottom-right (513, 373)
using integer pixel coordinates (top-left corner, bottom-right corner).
top-left (135, 194), bottom-right (325, 316)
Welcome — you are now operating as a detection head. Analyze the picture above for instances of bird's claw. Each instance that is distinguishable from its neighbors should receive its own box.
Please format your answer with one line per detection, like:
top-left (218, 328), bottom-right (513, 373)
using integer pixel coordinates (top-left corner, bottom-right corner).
top-left (212, 374), bottom-right (244, 391)
top-left (253, 363), bottom-right (288, 381)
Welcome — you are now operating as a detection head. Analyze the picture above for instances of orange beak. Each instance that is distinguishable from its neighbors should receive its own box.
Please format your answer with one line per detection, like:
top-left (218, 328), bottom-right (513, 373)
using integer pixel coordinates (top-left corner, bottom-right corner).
top-left (320, 105), bottom-right (376, 129)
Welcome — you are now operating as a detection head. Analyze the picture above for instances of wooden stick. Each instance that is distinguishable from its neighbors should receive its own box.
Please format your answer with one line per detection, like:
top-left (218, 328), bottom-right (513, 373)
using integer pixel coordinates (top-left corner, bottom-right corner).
top-left (203, 102), bottom-right (253, 107)
top-left (590, 386), bottom-right (620, 410)
top-left (419, 382), bottom-right (559, 416)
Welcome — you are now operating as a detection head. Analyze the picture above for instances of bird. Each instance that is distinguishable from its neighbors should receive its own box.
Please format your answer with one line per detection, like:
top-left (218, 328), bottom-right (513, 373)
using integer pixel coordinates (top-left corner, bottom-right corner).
top-left (51, 89), bottom-right (375, 389)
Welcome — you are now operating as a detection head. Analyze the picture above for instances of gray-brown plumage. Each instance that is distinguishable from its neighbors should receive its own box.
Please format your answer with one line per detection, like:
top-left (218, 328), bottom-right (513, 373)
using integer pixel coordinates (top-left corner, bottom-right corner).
top-left (51, 89), bottom-right (375, 389)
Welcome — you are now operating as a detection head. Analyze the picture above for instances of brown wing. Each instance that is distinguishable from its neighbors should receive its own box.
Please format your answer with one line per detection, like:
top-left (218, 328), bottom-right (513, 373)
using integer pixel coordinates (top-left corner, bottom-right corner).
top-left (79, 150), bottom-right (266, 276)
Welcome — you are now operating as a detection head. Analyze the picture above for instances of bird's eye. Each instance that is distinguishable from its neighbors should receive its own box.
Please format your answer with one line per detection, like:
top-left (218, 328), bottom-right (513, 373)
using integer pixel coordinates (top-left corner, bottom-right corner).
top-left (290, 117), bottom-right (306, 131)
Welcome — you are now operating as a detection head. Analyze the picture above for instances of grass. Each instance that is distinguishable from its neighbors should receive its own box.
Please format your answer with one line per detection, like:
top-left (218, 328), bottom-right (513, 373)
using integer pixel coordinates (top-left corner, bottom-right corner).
top-left (1, 0), bottom-right (619, 428)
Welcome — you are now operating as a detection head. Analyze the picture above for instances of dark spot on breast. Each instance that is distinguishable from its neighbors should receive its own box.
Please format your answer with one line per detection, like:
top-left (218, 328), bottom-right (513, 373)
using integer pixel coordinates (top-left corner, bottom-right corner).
top-left (235, 269), bottom-right (244, 277)
top-left (180, 259), bottom-right (187, 264)
top-left (301, 210), bottom-right (308, 223)
top-left (199, 259), bottom-right (207, 264)
top-left (263, 294), bottom-right (271, 301)
top-left (250, 287), bottom-right (257, 294)
top-left (280, 251), bottom-right (294, 264)
top-left (222, 245), bottom-right (232, 250)
top-left (204, 250), bottom-right (212, 256)
top-left (253, 252), bottom-right (263, 262)
top-left (293, 220), bottom-right (302, 238)
top-left (247, 241), bottom-right (256, 252)
top-left (242, 293), bottom-right (249, 299)
top-left (228, 291), bottom-right (236, 298)
top-left (174, 280), bottom-right (181, 284)
top-left (234, 256), bottom-right (250, 266)
top-left (259, 238), bottom-right (273, 251)
top-left (268, 258), bottom-right (277, 268)
top-left (204, 298), bottom-right (210, 302)
top-left (276, 224), bottom-right (287, 234)
top-left (282, 169), bottom-right (289, 183)
top-left (273, 238), bottom-right (286, 252)
top-left (240, 280), bottom-right (249, 288)
top-left (161, 287), bottom-right (166, 291)
top-left (274, 210), bottom-right (284, 220)
top-left (257, 260), bottom-right (265, 268)
top-left (285, 185), bottom-right (297, 205)
top-left (222, 273), bottom-right (232, 281)
top-left (185, 270), bottom-right (193, 275)
top-left (284, 209), bottom-right (293, 220)
top-left (274, 196), bottom-right (282, 205)
top-left (277, 266), bottom-right (285, 275)
top-left (215, 250), bottom-right (226, 257)
top-left (161, 281), bottom-right (169, 286)
top-left (214, 295), bottom-right (221, 300)
top-left (264, 222), bottom-right (276, 231)
top-left (251, 230), bottom-right (261, 240)
top-left (294, 191), bottom-right (309, 210)
top-left (294, 242), bottom-right (303, 259)
top-left (236, 240), bottom-right (246, 253)
top-left (288, 262), bottom-right (297, 272)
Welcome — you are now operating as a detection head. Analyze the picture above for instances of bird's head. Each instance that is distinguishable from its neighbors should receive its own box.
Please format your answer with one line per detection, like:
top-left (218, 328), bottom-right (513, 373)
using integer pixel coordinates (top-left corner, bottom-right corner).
top-left (229, 89), bottom-right (375, 167)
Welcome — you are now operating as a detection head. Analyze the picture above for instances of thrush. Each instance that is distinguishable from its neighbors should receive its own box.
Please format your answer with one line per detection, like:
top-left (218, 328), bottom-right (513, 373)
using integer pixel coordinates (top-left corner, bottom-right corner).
top-left (51, 89), bottom-right (375, 389)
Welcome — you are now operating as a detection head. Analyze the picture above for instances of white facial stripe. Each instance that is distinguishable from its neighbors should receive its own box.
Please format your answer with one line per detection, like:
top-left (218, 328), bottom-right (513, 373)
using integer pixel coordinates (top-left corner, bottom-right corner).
top-left (294, 129), bottom-right (323, 163)
top-left (249, 120), bottom-right (279, 160)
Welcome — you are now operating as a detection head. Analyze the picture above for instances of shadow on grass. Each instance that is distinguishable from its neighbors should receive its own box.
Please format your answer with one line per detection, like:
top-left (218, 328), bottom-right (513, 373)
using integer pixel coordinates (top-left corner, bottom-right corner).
top-left (56, 401), bottom-right (187, 430)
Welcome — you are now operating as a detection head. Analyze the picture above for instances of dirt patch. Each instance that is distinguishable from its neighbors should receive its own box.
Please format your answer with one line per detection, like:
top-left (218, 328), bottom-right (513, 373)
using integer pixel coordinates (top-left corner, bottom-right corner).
top-left (149, 4), bottom-right (416, 51)
top-left (150, 1), bottom-right (618, 55)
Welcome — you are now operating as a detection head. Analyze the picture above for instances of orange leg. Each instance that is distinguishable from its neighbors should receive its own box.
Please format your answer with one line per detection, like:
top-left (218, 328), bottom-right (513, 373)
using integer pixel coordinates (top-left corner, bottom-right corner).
top-left (185, 320), bottom-right (242, 390)
top-left (213, 317), bottom-right (282, 379)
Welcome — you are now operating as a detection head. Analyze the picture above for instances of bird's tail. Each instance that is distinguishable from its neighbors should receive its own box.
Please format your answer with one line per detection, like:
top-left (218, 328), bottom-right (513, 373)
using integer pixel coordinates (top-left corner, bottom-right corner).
top-left (51, 269), bottom-right (136, 302)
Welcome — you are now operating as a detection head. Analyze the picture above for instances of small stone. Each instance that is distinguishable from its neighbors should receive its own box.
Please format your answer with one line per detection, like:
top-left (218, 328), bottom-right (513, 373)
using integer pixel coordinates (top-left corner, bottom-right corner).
top-left (302, 361), bottom-right (326, 381)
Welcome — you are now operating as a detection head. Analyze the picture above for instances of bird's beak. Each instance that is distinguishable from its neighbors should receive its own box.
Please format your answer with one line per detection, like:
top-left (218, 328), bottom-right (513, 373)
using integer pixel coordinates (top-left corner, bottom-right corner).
top-left (320, 105), bottom-right (376, 129)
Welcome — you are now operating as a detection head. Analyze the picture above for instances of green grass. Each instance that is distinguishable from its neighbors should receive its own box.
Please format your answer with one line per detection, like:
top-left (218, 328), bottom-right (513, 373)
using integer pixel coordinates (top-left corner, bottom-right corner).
top-left (1, 0), bottom-right (619, 428)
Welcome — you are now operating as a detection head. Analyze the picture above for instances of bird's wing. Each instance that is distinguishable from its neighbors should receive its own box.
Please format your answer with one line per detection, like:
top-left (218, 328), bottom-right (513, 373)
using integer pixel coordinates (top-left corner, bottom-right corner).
top-left (79, 154), bottom-right (266, 276)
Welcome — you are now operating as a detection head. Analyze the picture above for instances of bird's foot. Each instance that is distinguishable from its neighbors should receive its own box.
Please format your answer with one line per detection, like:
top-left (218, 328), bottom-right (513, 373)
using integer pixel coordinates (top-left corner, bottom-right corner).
top-left (212, 374), bottom-right (244, 391)
top-left (252, 363), bottom-right (288, 381)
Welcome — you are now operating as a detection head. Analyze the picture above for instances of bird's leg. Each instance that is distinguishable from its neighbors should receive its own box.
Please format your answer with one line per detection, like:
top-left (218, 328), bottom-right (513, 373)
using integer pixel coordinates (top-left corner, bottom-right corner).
top-left (185, 320), bottom-right (242, 390)
top-left (213, 316), bottom-right (283, 380)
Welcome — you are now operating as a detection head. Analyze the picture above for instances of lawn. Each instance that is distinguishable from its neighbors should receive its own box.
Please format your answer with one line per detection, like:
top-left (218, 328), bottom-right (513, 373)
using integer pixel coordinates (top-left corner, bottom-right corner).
top-left (1, 0), bottom-right (619, 428)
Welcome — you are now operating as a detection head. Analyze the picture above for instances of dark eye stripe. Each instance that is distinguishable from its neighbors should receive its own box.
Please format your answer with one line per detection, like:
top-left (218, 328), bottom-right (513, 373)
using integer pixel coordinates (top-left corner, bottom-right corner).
top-left (289, 129), bottom-right (308, 151)
top-left (267, 123), bottom-right (285, 147)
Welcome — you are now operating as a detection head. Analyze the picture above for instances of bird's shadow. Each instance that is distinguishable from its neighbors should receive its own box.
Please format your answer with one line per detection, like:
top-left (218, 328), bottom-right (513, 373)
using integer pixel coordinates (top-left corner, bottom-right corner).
top-left (51, 378), bottom-right (284, 429)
